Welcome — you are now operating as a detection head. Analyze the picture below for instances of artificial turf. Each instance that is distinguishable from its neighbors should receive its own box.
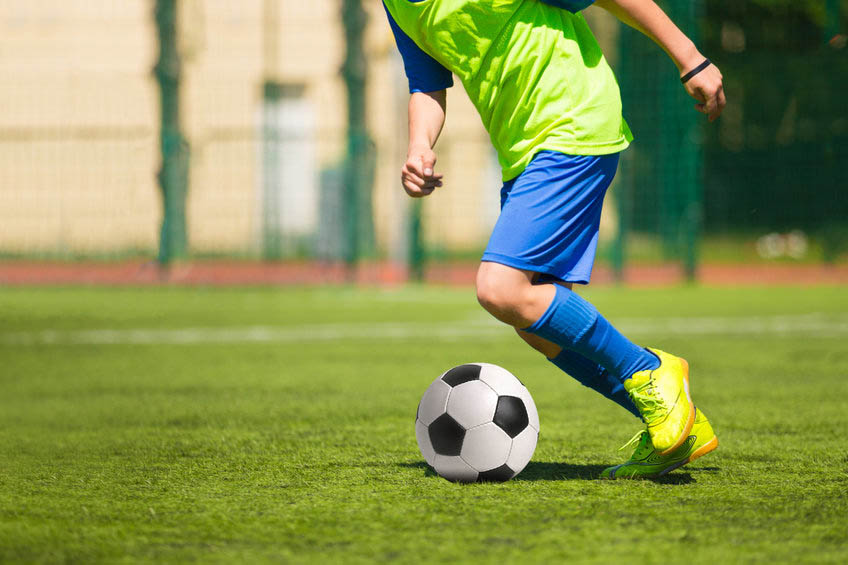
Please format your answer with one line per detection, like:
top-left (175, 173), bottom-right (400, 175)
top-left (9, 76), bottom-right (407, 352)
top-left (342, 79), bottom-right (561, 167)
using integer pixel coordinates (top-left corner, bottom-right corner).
top-left (0, 285), bottom-right (847, 563)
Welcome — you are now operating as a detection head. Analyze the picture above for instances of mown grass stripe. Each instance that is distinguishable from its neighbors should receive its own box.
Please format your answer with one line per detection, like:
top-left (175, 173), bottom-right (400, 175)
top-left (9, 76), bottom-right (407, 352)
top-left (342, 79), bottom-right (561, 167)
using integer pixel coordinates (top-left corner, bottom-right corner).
top-left (2, 313), bottom-right (847, 345)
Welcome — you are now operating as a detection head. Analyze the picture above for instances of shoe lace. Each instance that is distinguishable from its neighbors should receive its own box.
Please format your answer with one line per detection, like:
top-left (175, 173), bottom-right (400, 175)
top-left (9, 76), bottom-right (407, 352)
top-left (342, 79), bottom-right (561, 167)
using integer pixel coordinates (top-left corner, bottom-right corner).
top-left (618, 430), bottom-right (648, 451)
top-left (619, 429), bottom-right (651, 458)
top-left (628, 378), bottom-right (668, 422)
top-left (619, 429), bottom-right (654, 460)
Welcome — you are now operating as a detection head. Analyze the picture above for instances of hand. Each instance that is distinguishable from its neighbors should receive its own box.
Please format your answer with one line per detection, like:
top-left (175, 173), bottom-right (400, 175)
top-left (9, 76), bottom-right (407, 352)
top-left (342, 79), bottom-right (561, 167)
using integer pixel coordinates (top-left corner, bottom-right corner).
top-left (682, 61), bottom-right (726, 122)
top-left (401, 146), bottom-right (443, 198)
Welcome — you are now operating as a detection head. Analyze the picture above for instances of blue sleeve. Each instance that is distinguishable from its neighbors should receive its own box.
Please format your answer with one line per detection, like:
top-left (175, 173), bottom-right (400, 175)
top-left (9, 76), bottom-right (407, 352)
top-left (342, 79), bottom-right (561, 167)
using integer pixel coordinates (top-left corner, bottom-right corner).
top-left (539, 0), bottom-right (595, 13)
top-left (383, 3), bottom-right (454, 94)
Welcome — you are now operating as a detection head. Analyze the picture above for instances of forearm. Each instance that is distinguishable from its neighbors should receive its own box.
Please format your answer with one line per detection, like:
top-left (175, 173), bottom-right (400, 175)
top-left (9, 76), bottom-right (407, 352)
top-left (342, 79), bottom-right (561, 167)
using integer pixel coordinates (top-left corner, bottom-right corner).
top-left (408, 90), bottom-right (447, 153)
top-left (593, 0), bottom-right (702, 74)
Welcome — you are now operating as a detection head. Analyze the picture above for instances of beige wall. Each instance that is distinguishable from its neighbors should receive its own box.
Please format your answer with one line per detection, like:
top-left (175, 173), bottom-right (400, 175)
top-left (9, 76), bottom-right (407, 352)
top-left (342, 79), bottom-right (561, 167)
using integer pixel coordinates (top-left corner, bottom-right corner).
top-left (0, 1), bottom-right (159, 254)
top-left (0, 1), bottom-right (616, 257)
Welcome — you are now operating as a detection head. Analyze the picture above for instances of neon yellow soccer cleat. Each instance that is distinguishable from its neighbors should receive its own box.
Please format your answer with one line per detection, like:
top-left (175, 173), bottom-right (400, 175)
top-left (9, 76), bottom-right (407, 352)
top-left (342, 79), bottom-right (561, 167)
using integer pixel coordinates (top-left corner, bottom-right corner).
top-left (624, 348), bottom-right (695, 455)
top-left (600, 408), bottom-right (718, 480)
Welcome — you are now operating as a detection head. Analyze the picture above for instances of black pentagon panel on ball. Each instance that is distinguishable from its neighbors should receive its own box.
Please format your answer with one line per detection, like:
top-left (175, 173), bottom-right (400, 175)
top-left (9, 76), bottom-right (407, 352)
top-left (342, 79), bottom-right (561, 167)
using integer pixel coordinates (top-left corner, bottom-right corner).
top-left (441, 364), bottom-right (481, 387)
top-left (428, 413), bottom-right (466, 456)
top-left (493, 396), bottom-right (529, 438)
top-left (477, 464), bottom-right (515, 482)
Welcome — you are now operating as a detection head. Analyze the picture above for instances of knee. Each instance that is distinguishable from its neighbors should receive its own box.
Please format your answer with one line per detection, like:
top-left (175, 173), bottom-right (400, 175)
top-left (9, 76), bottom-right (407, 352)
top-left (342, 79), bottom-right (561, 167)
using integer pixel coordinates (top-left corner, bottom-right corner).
top-left (475, 277), bottom-right (506, 315)
top-left (476, 268), bottom-right (526, 320)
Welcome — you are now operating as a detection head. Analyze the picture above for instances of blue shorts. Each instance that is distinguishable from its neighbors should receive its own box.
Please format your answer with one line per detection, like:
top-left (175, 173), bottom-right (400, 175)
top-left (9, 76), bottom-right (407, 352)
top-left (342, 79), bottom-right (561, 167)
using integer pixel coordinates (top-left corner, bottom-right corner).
top-left (482, 151), bottom-right (620, 285)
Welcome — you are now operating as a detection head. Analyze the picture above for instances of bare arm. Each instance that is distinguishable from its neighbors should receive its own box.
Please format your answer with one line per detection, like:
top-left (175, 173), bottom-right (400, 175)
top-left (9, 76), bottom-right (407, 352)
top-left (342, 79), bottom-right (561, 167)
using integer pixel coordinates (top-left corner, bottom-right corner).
top-left (593, 0), bottom-right (726, 121)
top-left (402, 90), bottom-right (446, 198)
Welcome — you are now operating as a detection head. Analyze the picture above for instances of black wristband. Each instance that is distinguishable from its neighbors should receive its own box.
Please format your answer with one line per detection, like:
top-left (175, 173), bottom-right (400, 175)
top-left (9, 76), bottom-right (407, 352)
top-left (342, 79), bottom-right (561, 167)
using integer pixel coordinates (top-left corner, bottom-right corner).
top-left (680, 59), bottom-right (711, 84)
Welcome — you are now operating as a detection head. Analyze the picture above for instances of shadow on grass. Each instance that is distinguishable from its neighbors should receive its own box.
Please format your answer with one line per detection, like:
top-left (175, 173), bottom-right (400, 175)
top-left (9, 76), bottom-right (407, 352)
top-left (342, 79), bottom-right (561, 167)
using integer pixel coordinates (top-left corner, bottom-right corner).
top-left (399, 461), bottom-right (704, 484)
top-left (515, 461), bottom-right (608, 481)
top-left (398, 461), bottom-right (440, 478)
top-left (518, 462), bottom-right (700, 484)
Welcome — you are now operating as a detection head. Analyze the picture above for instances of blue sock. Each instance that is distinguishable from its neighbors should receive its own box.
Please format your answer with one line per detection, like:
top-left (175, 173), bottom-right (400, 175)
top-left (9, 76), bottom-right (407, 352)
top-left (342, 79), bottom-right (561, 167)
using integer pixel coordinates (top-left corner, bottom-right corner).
top-left (548, 349), bottom-right (641, 418)
top-left (525, 284), bottom-right (659, 382)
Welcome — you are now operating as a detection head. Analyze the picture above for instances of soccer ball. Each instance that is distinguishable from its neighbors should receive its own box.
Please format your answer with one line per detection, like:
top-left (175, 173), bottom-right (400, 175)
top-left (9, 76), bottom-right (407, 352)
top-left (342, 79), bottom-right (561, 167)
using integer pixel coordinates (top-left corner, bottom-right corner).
top-left (415, 363), bottom-right (539, 482)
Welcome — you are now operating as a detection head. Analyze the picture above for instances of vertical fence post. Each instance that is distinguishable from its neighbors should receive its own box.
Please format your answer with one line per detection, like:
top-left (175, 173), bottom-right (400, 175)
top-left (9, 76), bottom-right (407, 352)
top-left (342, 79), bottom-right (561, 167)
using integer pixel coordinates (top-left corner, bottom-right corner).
top-left (154, 0), bottom-right (189, 265)
top-left (262, 0), bottom-right (283, 260)
top-left (674, 0), bottom-right (703, 282)
top-left (612, 159), bottom-right (631, 284)
top-left (261, 82), bottom-right (284, 260)
top-left (341, 0), bottom-right (376, 271)
top-left (613, 17), bottom-right (637, 284)
top-left (408, 201), bottom-right (424, 281)
top-left (825, 0), bottom-right (841, 44)
top-left (657, 61), bottom-right (680, 262)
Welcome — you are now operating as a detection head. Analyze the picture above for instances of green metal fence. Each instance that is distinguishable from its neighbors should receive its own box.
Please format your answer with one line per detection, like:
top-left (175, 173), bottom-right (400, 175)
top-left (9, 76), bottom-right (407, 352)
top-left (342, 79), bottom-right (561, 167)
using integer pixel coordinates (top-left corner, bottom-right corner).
top-left (614, 1), bottom-right (703, 280)
top-left (612, 0), bottom-right (847, 277)
top-left (0, 1), bottom-right (845, 279)
top-left (700, 0), bottom-right (848, 262)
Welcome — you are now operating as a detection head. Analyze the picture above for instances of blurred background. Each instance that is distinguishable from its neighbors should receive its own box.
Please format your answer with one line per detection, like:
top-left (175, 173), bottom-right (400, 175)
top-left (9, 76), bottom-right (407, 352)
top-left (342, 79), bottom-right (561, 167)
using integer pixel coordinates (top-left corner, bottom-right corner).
top-left (0, 0), bottom-right (846, 285)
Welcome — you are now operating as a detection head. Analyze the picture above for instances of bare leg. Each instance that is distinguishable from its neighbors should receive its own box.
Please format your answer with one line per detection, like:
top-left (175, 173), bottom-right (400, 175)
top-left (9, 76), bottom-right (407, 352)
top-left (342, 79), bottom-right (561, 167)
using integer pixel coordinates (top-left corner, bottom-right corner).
top-left (475, 261), bottom-right (558, 328)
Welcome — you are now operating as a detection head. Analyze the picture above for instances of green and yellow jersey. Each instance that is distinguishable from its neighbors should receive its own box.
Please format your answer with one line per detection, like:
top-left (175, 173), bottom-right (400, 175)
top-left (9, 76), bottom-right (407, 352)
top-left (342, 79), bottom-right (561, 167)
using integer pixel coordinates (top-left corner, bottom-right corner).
top-left (383, 0), bottom-right (632, 180)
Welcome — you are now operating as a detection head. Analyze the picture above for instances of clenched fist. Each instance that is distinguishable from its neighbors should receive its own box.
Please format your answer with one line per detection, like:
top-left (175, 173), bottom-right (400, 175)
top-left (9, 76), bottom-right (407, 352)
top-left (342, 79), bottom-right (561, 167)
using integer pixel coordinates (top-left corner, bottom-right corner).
top-left (402, 145), bottom-right (443, 198)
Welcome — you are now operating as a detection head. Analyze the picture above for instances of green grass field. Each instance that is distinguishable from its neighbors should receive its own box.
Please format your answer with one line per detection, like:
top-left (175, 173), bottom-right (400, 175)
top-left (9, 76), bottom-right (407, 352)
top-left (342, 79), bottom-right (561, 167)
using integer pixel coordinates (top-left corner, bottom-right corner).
top-left (1, 285), bottom-right (847, 563)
